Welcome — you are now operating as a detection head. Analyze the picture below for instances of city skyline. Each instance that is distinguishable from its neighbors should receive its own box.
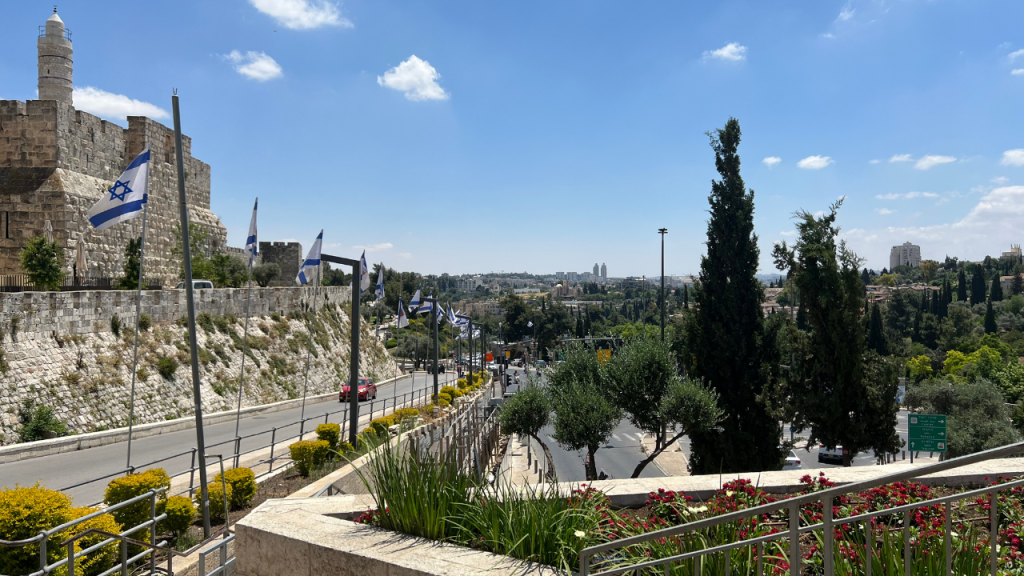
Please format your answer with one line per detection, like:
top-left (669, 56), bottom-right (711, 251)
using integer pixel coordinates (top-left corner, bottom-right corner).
top-left (1, 2), bottom-right (1022, 276)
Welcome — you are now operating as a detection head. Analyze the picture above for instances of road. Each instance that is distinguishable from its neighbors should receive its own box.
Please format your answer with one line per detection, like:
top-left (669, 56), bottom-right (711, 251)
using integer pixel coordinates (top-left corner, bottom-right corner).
top-left (0, 371), bottom-right (456, 505)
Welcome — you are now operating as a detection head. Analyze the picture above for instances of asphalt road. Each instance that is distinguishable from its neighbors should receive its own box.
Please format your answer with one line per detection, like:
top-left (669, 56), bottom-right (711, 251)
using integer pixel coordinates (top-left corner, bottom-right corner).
top-left (0, 371), bottom-right (456, 505)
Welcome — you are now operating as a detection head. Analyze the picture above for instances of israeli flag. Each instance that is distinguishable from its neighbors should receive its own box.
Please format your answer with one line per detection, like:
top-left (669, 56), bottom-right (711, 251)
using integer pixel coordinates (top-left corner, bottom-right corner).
top-left (418, 294), bottom-right (434, 315)
top-left (375, 265), bottom-right (384, 302)
top-left (244, 198), bottom-right (258, 269)
top-left (437, 305), bottom-right (446, 325)
top-left (87, 147), bottom-right (150, 231)
top-left (397, 297), bottom-right (409, 328)
top-left (409, 288), bottom-right (422, 312)
top-left (296, 230), bottom-right (323, 286)
top-left (359, 251), bottom-right (370, 294)
top-left (447, 304), bottom-right (457, 324)
top-left (527, 321), bottom-right (534, 328)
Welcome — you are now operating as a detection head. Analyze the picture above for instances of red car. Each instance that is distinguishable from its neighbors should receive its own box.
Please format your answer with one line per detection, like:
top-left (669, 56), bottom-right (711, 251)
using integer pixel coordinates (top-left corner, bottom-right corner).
top-left (340, 377), bottom-right (377, 402)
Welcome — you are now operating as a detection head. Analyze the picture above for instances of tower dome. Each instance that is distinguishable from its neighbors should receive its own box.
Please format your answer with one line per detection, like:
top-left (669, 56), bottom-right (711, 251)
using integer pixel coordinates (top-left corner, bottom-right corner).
top-left (38, 9), bottom-right (73, 105)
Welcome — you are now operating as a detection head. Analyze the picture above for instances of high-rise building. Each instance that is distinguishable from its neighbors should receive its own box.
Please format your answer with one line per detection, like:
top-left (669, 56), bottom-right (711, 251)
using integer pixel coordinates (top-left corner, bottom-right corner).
top-left (593, 263), bottom-right (599, 276)
top-left (889, 242), bottom-right (922, 270)
top-left (601, 263), bottom-right (607, 281)
top-left (555, 271), bottom-right (565, 280)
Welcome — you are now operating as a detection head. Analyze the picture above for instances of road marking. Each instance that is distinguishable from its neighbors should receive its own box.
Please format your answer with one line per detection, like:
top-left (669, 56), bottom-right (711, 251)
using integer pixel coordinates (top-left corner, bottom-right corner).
top-left (612, 434), bottom-right (620, 441)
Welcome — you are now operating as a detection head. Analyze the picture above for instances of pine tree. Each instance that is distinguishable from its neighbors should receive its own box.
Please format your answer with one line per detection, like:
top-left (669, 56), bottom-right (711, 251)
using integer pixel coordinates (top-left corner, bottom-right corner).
top-left (984, 300), bottom-right (997, 334)
top-left (991, 275), bottom-right (1004, 302)
top-left (937, 285), bottom-right (948, 319)
top-left (1013, 269), bottom-right (1024, 296)
top-left (957, 269), bottom-right (968, 302)
top-left (912, 310), bottom-right (922, 343)
top-left (683, 285), bottom-right (689, 309)
top-left (943, 278), bottom-right (953, 304)
top-left (861, 268), bottom-right (871, 287)
top-left (772, 201), bottom-right (900, 467)
top-left (684, 118), bottom-right (784, 474)
top-left (971, 270), bottom-right (987, 306)
top-left (868, 304), bottom-right (886, 355)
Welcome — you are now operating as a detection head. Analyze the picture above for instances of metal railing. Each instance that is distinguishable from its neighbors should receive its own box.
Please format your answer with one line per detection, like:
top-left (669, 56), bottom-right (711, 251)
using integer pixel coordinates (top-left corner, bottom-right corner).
top-left (60, 376), bottom-right (446, 507)
top-left (578, 440), bottom-right (1024, 576)
top-left (0, 274), bottom-right (163, 293)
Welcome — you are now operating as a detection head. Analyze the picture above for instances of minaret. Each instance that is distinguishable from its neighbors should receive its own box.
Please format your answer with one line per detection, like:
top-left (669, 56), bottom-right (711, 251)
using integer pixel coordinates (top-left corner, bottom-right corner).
top-left (38, 8), bottom-right (73, 105)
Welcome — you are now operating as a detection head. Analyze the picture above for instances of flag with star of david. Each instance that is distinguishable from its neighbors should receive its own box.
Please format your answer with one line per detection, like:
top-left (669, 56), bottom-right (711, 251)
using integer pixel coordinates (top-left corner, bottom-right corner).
top-left (87, 147), bottom-right (150, 231)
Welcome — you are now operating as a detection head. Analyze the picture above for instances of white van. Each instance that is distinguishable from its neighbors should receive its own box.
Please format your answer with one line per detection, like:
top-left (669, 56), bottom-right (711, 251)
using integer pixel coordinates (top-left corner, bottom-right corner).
top-left (176, 280), bottom-right (214, 290)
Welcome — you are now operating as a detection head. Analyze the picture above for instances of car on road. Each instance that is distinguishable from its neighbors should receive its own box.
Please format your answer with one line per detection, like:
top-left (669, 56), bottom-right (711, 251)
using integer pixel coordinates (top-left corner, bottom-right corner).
top-left (535, 360), bottom-right (547, 368)
top-left (176, 280), bottom-right (214, 290)
top-left (782, 450), bottom-right (801, 470)
top-left (817, 445), bottom-right (847, 464)
top-left (340, 377), bottom-right (377, 402)
top-left (429, 363), bottom-right (446, 374)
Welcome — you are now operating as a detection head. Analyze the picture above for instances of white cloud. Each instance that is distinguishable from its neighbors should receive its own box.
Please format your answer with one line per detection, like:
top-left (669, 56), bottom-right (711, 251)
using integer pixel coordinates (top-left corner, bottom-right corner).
top-left (72, 87), bottom-right (168, 122)
top-left (797, 155), bottom-right (833, 169)
top-left (889, 154), bottom-right (913, 163)
top-left (844, 186), bottom-right (1024, 268)
top-left (377, 55), bottom-right (449, 101)
top-left (353, 242), bottom-right (393, 253)
top-left (869, 159), bottom-right (881, 164)
top-left (702, 43), bottom-right (747, 62)
top-left (762, 157), bottom-right (781, 168)
top-left (836, 3), bottom-right (855, 22)
top-left (993, 176), bottom-right (1010, 185)
top-left (248, 0), bottom-right (351, 30)
top-left (1001, 149), bottom-right (1024, 167)
top-left (914, 155), bottom-right (956, 170)
top-left (780, 230), bottom-right (796, 237)
top-left (876, 208), bottom-right (894, 215)
top-left (1010, 49), bottom-right (1024, 62)
top-left (224, 51), bottom-right (283, 81)
top-left (398, 252), bottom-right (412, 259)
top-left (1012, 69), bottom-right (1024, 76)
top-left (875, 191), bottom-right (939, 200)
top-left (821, 33), bottom-right (836, 40)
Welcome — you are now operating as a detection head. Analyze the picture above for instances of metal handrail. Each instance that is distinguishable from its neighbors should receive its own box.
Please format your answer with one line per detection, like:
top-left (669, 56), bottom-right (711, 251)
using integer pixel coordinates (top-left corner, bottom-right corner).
top-left (579, 440), bottom-right (1024, 576)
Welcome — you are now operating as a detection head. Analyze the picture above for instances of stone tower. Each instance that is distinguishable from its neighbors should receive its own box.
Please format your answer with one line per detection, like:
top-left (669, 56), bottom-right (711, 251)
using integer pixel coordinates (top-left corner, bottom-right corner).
top-left (38, 9), bottom-right (73, 105)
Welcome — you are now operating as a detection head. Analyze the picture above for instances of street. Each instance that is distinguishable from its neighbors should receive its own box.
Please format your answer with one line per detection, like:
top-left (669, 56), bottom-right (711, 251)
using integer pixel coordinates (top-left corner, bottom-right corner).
top-left (0, 371), bottom-right (456, 505)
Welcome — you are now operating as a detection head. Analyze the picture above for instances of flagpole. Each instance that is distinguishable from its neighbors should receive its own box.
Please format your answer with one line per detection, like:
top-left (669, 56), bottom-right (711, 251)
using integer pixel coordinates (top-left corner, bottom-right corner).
top-left (233, 265), bottom-right (254, 446)
top-left (299, 263), bottom-right (321, 432)
top-left (125, 202), bottom-right (148, 471)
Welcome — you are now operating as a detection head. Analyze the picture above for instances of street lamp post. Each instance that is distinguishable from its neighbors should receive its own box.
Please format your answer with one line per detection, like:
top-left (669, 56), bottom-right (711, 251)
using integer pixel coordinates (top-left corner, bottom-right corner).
top-left (658, 228), bottom-right (668, 342)
top-left (321, 253), bottom-right (363, 448)
top-left (423, 296), bottom-right (440, 399)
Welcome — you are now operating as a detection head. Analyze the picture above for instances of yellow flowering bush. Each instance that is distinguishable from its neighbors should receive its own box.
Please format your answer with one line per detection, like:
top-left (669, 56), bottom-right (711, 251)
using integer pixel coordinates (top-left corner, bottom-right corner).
top-left (289, 440), bottom-right (331, 477)
top-left (213, 468), bottom-right (257, 510)
top-left (315, 423), bottom-right (341, 450)
top-left (103, 468), bottom-right (170, 533)
top-left (195, 482), bottom-right (232, 522)
top-left (157, 495), bottom-right (194, 536)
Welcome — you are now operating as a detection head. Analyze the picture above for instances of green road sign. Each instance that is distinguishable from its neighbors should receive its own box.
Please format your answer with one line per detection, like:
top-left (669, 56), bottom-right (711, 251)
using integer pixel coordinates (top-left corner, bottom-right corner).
top-left (908, 414), bottom-right (947, 453)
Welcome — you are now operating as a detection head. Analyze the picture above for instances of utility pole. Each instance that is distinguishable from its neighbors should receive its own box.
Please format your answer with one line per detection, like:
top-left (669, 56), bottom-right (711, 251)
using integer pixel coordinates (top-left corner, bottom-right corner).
top-left (658, 228), bottom-right (668, 342)
top-left (321, 253), bottom-right (362, 448)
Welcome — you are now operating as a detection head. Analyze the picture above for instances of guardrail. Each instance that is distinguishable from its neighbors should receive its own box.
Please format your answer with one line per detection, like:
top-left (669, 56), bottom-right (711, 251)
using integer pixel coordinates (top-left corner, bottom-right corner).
top-left (57, 377), bottom-right (444, 507)
top-left (578, 440), bottom-right (1024, 576)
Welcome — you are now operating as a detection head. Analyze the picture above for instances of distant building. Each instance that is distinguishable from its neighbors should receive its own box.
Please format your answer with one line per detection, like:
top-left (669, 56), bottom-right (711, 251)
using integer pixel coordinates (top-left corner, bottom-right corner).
top-left (593, 263), bottom-right (599, 276)
top-left (601, 263), bottom-right (607, 281)
top-left (1003, 245), bottom-right (1023, 265)
top-left (555, 271), bottom-right (565, 280)
top-left (456, 276), bottom-right (484, 292)
top-left (889, 242), bottom-right (922, 270)
top-left (568, 272), bottom-right (578, 283)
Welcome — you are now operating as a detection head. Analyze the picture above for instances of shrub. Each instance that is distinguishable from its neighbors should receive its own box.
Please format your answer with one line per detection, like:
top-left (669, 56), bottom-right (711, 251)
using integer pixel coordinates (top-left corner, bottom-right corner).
top-left (158, 495), bottom-right (195, 536)
top-left (316, 423), bottom-right (341, 451)
top-left (438, 399), bottom-right (450, 408)
top-left (197, 312), bottom-right (215, 333)
top-left (213, 315), bottom-right (230, 334)
top-left (213, 468), bottom-right (257, 510)
top-left (195, 482), bottom-right (232, 522)
top-left (18, 400), bottom-right (68, 442)
top-left (457, 378), bottom-right (468, 389)
top-left (137, 367), bottom-right (150, 381)
top-left (157, 356), bottom-right (178, 379)
top-left (103, 468), bottom-right (170, 531)
top-left (20, 236), bottom-right (63, 291)
top-left (69, 506), bottom-right (122, 575)
top-left (366, 415), bottom-right (397, 437)
top-left (906, 378), bottom-right (1020, 458)
top-left (437, 392), bottom-right (452, 405)
top-left (289, 440), bottom-right (331, 477)
top-left (440, 386), bottom-right (462, 399)
top-left (339, 441), bottom-right (355, 454)
top-left (0, 484), bottom-right (75, 575)
top-left (252, 262), bottom-right (281, 287)
top-left (110, 314), bottom-right (122, 337)
top-left (138, 313), bottom-right (152, 332)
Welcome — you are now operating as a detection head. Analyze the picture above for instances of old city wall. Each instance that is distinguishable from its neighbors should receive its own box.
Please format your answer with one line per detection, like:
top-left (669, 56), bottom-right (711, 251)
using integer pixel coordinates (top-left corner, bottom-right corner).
top-left (0, 100), bottom-right (227, 283)
top-left (0, 285), bottom-right (396, 444)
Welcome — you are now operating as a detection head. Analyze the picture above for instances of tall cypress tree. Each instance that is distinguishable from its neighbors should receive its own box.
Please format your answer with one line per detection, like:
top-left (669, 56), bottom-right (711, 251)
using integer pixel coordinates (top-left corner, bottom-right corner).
top-left (867, 304), bottom-right (886, 355)
top-left (984, 300), bottom-right (997, 334)
top-left (683, 285), bottom-right (689, 308)
top-left (943, 278), bottom-right (953, 304)
top-left (991, 275), bottom-right (1004, 302)
top-left (971, 270), bottom-right (987, 305)
top-left (684, 118), bottom-right (783, 473)
top-left (957, 268), bottom-right (968, 302)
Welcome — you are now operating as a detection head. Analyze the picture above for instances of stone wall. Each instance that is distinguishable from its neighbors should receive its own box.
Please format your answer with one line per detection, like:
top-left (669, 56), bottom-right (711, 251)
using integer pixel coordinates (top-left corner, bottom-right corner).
top-left (0, 100), bottom-right (227, 283)
top-left (0, 285), bottom-right (392, 445)
top-left (259, 241), bottom-right (302, 286)
top-left (0, 285), bottom-right (351, 337)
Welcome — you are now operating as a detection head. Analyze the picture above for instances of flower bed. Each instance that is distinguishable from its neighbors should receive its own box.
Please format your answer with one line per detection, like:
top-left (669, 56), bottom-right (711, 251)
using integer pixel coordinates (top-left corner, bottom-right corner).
top-left (354, 447), bottom-right (1024, 576)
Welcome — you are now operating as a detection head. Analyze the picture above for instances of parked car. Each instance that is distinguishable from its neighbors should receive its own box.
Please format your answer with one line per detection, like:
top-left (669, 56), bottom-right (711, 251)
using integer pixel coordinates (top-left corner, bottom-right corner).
top-left (817, 445), bottom-right (848, 464)
top-left (429, 363), bottom-right (446, 374)
top-left (176, 279), bottom-right (214, 289)
top-left (782, 450), bottom-right (801, 470)
top-left (340, 377), bottom-right (377, 402)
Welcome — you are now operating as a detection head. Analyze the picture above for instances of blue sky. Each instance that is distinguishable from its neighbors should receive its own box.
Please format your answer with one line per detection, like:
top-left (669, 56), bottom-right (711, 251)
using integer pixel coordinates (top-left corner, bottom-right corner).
top-left (2, 0), bottom-right (1023, 277)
